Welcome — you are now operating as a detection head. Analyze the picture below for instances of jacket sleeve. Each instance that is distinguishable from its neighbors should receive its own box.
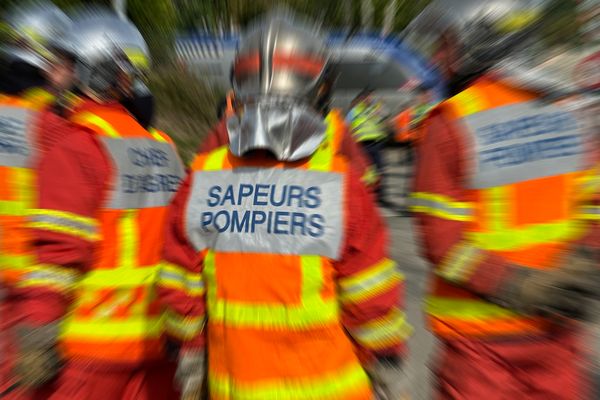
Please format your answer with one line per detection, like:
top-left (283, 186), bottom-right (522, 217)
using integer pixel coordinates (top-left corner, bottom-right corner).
top-left (335, 167), bottom-right (410, 360)
top-left (157, 173), bottom-right (206, 350)
top-left (16, 128), bottom-right (108, 325)
top-left (339, 124), bottom-right (377, 187)
top-left (197, 119), bottom-right (229, 154)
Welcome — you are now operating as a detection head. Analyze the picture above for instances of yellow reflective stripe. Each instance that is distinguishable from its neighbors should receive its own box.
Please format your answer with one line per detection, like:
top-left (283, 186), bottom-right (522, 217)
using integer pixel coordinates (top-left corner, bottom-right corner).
top-left (13, 168), bottom-right (35, 206)
top-left (158, 261), bottom-right (205, 296)
top-left (77, 265), bottom-right (159, 287)
top-left (209, 296), bottom-right (338, 330)
top-left (339, 258), bottom-right (403, 303)
top-left (71, 112), bottom-right (121, 138)
top-left (426, 296), bottom-right (520, 320)
top-left (17, 264), bottom-right (79, 292)
top-left (204, 146), bottom-right (229, 171)
top-left (204, 251), bottom-right (338, 329)
top-left (308, 114), bottom-right (335, 171)
top-left (578, 167), bottom-right (600, 195)
top-left (437, 243), bottom-right (483, 283)
top-left (0, 200), bottom-right (27, 216)
top-left (164, 309), bottom-right (205, 341)
top-left (467, 220), bottom-right (584, 251)
top-left (61, 315), bottom-right (164, 340)
top-left (209, 363), bottom-right (369, 400)
top-left (448, 86), bottom-right (486, 117)
top-left (21, 87), bottom-right (54, 108)
top-left (351, 308), bottom-right (411, 350)
top-left (28, 209), bottom-right (97, 226)
top-left (118, 209), bottom-right (138, 268)
top-left (576, 205), bottom-right (600, 220)
top-left (300, 255), bottom-right (322, 302)
top-left (27, 221), bottom-right (100, 241)
top-left (486, 186), bottom-right (508, 232)
top-left (149, 128), bottom-right (168, 143)
top-left (409, 192), bottom-right (474, 221)
top-left (0, 254), bottom-right (34, 269)
top-left (361, 165), bottom-right (378, 185)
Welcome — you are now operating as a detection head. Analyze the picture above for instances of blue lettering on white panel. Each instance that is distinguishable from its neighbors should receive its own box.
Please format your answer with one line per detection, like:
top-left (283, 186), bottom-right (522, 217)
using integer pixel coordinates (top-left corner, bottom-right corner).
top-left (463, 101), bottom-right (587, 188)
top-left (186, 167), bottom-right (344, 259)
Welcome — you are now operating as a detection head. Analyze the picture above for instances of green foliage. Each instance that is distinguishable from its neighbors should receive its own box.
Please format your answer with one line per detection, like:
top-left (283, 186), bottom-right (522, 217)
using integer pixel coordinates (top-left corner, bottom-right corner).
top-left (148, 66), bottom-right (221, 163)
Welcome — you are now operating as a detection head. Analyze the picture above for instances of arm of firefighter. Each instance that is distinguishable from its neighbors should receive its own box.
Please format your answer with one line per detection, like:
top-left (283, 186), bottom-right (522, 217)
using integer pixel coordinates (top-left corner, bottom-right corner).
top-left (339, 125), bottom-right (377, 187)
top-left (196, 119), bottom-right (229, 154)
top-left (17, 130), bottom-right (108, 325)
top-left (410, 110), bottom-right (515, 297)
top-left (336, 168), bottom-right (410, 359)
top-left (158, 174), bottom-right (206, 350)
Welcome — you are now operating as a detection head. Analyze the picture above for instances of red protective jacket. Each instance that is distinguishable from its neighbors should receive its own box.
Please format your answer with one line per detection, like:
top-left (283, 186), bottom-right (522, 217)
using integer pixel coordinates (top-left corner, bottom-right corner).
top-left (16, 100), bottom-right (123, 325)
top-left (160, 153), bottom-right (408, 360)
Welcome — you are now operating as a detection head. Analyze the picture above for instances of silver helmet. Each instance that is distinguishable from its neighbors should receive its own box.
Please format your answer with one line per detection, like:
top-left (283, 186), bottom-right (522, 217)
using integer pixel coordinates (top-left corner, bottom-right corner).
top-left (1, 0), bottom-right (72, 71)
top-left (227, 12), bottom-right (330, 161)
top-left (403, 0), bottom-right (552, 79)
top-left (65, 8), bottom-right (150, 102)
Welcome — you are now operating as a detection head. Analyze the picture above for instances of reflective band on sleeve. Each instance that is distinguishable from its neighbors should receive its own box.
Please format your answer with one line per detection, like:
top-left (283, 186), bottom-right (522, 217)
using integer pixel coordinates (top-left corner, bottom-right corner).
top-left (426, 296), bottom-right (520, 320)
top-left (409, 192), bottom-right (474, 221)
top-left (437, 243), bottom-right (483, 284)
top-left (577, 205), bottom-right (600, 220)
top-left (361, 165), bottom-right (378, 185)
top-left (339, 258), bottom-right (403, 303)
top-left (164, 309), bottom-right (205, 341)
top-left (158, 261), bottom-right (205, 297)
top-left (27, 209), bottom-right (99, 241)
top-left (17, 264), bottom-right (79, 293)
top-left (209, 363), bottom-right (369, 400)
top-left (350, 308), bottom-right (411, 350)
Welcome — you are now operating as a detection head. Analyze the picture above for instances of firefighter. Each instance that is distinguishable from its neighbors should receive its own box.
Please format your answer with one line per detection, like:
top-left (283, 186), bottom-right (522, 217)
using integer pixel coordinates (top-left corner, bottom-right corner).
top-left (347, 89), bottom-right (389, 202)
top-left (11, 9), bottom-right (185, 399)
top-left (0, 2), bottom-right (75, 398)
top-left (408, 0), bottom-right (600, 398)
top-left (158, 13), bottom-right (411, 400)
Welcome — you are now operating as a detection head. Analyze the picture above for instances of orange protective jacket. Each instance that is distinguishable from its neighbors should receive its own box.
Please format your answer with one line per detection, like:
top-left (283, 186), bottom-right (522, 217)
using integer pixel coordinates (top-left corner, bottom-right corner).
top-left (411, 76), bottom-right (600, 339)
top-left (16, 99), bottom-right (185, 367)
top-left (158, 115), bottom-right (409, 399)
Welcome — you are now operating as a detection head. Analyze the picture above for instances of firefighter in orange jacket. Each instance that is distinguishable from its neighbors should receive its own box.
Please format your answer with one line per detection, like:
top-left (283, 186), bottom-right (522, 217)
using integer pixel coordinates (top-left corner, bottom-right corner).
top-left (0, 3), bottom-right (77, 398)
top-left (11, 10), bottom-right (185, 399)
top-left (408, 1), bottom-right (600, 399)
top-left (158, 13), bottom-right (411, 400)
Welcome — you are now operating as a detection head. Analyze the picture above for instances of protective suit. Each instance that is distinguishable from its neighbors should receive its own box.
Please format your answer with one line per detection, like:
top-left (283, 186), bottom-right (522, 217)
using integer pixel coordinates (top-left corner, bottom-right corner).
top-left (12, 10), bottom-right (184, 399)
top-left (407, 1), bottom-right (600, 398)
top-left (158, 13), bottom-right (411, 400)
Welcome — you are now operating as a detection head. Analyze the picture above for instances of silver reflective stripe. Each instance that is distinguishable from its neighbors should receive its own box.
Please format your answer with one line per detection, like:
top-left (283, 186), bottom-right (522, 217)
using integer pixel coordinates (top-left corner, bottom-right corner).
top-left (100, 137), bottom-right (185, 209)
top-left (408, 196), bottom-right (473, 218)
top-left (462, 101), bottom-right (587, 189)
top-left (29, 214), bottom-right (98, 236)
top-left (186, 167), bottom-right (344, 259)
top-left (158, 270), bottom-right (204, 290)
top-left (341, 264), bottom-right (397, 297)
top-left (0, 105), bottom-right (37, 168)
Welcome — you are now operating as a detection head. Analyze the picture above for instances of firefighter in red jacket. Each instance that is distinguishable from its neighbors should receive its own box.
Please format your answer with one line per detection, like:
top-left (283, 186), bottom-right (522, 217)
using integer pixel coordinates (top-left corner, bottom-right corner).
top-left (0, 3), bottom-right (76, 398)
top-left (11, 10), bottom-right (185, 399)
top-left (158, 13), bottom-right (411, 400)
top-left (408, 0), bottom-right (600, 398)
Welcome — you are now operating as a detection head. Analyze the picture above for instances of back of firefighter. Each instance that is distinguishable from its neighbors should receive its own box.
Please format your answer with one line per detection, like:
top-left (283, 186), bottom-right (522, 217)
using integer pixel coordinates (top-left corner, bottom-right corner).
top-left (409, 1), bottom-right (600, 399)
top-left (0, 3), bottom-right (76, 399)
top-left (347, 90), bottom-right (389, 201)
top-left (10, 9), bottom-right (185, 400)
top-left (158, 14), bottom-right (411, 400)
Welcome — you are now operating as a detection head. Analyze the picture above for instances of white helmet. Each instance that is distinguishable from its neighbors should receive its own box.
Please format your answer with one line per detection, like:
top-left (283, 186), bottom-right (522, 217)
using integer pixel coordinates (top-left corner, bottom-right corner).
top-left (65, 8), bottom-right (150, 102)
top-left (1, 0), bottom-right (72, 71)
top-left (404, 0), bottom-right (555, 79)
